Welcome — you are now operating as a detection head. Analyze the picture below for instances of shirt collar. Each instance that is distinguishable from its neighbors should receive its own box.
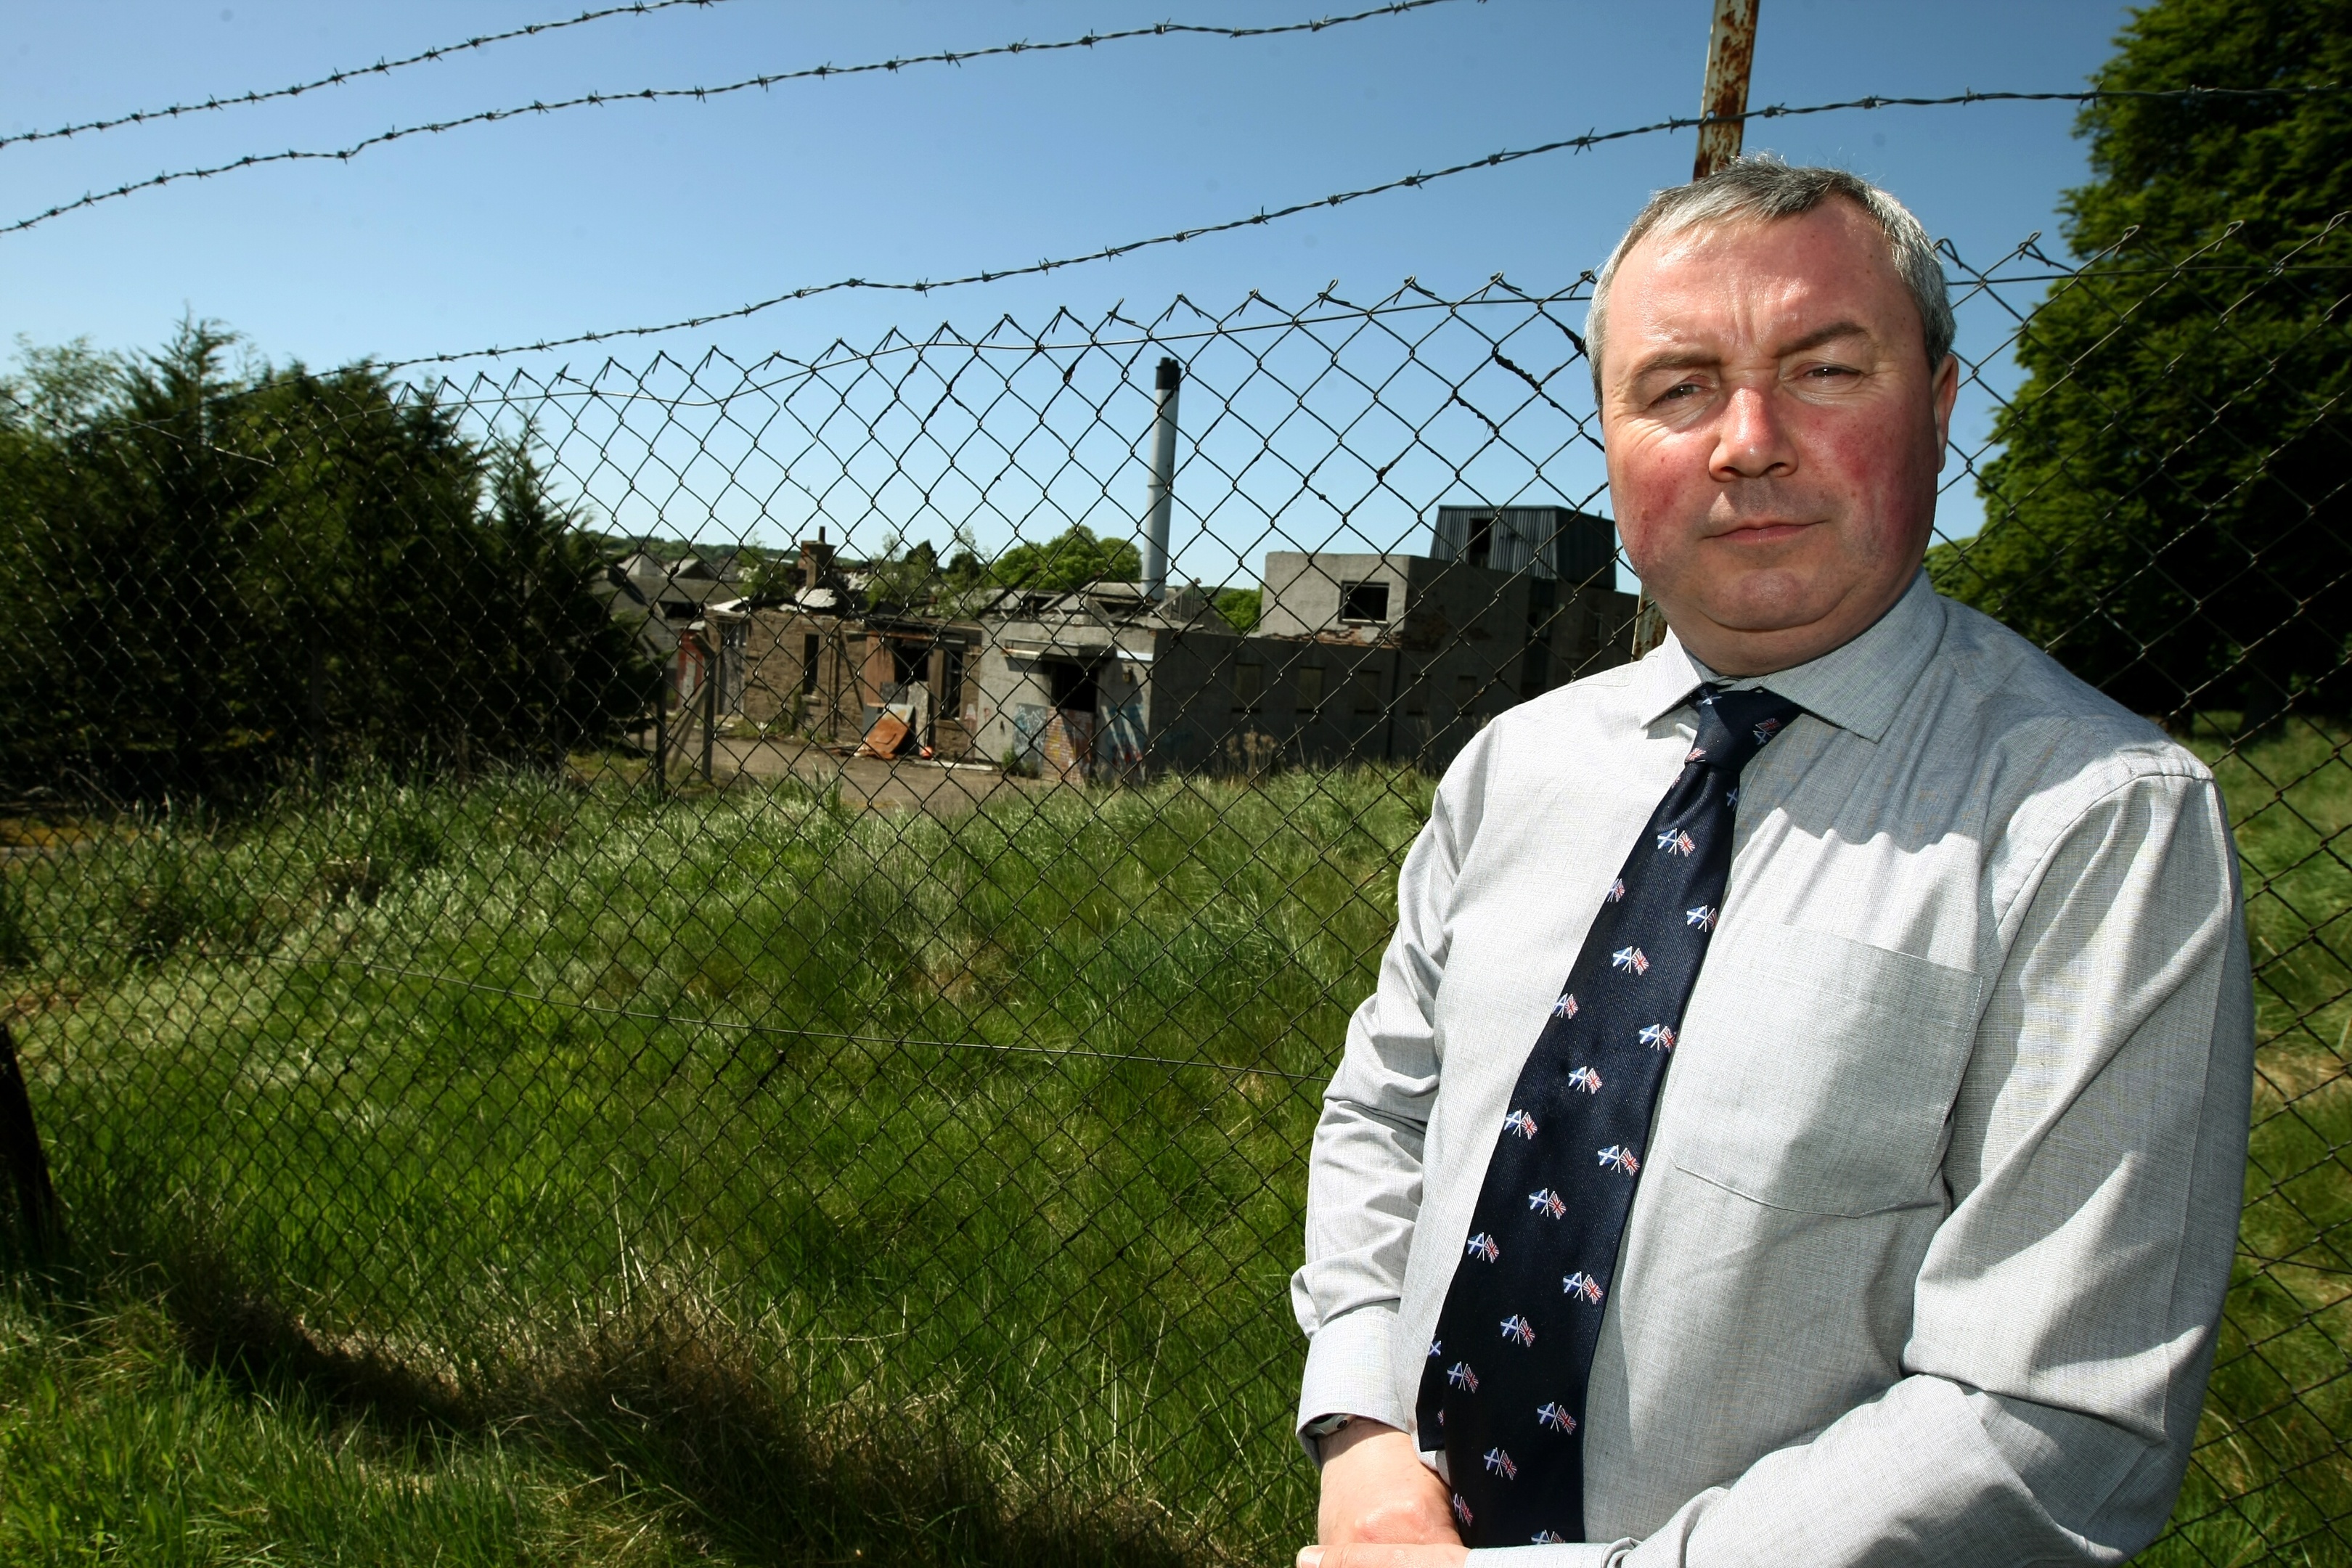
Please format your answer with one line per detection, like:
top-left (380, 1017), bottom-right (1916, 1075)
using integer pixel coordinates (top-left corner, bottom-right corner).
top-left (1632, 569), bottom-right (1946, 743)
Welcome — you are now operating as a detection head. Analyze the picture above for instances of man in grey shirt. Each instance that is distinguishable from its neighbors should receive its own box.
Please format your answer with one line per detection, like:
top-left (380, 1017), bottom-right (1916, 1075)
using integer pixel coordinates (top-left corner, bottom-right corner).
top-left (1292, 160), bottom-right (2254, 1566)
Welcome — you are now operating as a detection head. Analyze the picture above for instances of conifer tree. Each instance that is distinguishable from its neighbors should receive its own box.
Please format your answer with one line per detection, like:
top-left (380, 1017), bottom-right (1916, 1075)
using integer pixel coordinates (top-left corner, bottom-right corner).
top-left (1929, 0), bottom-right (2352, 721)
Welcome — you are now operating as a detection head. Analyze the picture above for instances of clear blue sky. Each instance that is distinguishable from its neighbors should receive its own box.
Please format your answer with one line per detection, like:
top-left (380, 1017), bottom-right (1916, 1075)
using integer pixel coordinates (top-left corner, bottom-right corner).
top-left (1, 0), bottom-right (2136, 571)
top-left (2, 0), bottom-right (2136, 366)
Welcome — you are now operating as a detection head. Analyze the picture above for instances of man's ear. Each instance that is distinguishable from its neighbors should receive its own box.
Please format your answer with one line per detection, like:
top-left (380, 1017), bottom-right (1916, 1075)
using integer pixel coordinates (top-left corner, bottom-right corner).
top-left (1930, 353), bottom-right (1960, 470)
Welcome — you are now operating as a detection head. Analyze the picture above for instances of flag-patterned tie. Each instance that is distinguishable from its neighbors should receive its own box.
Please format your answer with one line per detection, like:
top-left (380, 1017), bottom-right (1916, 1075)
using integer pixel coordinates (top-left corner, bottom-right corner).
top-left (1413, 684), bottom-right (1804, 1547)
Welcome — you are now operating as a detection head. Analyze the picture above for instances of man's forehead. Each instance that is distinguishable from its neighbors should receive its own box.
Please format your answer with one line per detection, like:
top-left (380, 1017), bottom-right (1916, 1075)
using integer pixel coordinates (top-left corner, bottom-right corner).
top-left (1611, 208), bottom-right (1910, 348)
top-left (1623, 195), bottom-right (1882, 269)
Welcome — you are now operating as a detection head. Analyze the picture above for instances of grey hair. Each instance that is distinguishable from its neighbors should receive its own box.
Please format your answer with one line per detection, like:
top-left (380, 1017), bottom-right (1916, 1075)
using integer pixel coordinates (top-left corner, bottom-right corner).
top-left (1586, 155), bottom-right (1953, 402)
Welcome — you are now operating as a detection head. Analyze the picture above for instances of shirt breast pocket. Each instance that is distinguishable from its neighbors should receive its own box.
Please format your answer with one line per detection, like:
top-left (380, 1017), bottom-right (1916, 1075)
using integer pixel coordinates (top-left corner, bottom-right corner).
top-left (1667, 922), bottom-right (1983, 1218)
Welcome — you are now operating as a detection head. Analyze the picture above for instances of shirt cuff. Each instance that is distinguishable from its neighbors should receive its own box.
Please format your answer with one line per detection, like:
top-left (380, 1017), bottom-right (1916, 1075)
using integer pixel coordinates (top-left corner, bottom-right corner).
top-left (1296, 1302), bottom-right (1411, 1461)
top-left (1467, 1545), bottom-right (1628, 1566)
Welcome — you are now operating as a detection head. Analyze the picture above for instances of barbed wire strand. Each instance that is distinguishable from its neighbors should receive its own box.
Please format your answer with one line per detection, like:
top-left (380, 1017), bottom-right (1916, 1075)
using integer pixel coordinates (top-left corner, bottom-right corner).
top-left (0, 0), bottom-right (734, 154)
top-left (374, 83), bottom-right (2352, 372)
top-left (0, 0), bottom-right (1470, 240)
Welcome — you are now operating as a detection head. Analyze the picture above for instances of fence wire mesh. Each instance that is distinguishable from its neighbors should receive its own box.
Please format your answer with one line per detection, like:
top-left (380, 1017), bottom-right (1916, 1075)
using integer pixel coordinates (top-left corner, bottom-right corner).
top-left (0, 216), bottom-right (2346, 1564)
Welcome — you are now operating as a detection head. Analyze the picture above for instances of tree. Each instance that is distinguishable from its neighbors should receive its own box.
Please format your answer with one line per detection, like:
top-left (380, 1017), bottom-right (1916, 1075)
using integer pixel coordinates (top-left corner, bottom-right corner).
top-left (1927, 0), bottom-right (2352, 721)
top-left (1214, 587), bottom-right (1262, 634)
top-left (863, 533), bottom-right (944, 609)
top-left (988, 523), bottom-right (1142, 593)
top-left (471, 436), bottom-right (662, 761)
top-left (0, 323), bottom-right (656, 801)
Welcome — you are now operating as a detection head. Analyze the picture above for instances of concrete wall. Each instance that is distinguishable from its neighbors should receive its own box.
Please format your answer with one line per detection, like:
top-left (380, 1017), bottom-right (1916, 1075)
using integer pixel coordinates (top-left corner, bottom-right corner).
top-left (1257, 553), bottom-right (1420, 641)
top-left (738, 609), bottom-right (865, 739)
top-left (1145, 570), bottom-right (1638, 776)
top-left (966, 554), bottom-right (1641, 781)
top-left (738, 608), bottom-right (982, 753)
top-left (971, 639), bottom-right (1066, 770)
top-left (1114, 585), bottom-right (1633, 778)
top-left (970, 619), bottom-right (1184, 775)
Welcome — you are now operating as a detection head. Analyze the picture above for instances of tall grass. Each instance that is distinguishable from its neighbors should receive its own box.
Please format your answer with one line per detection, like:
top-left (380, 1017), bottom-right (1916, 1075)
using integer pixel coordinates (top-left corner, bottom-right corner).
top-left (2151, 720), bottom-right (2352, 1568)
top-left (0, 1284), bottom-right (694, 1565)
top-left (2, 725), bottom-right (2347, 1564)
top-left (4, 765), bottom-right (1433, 1563)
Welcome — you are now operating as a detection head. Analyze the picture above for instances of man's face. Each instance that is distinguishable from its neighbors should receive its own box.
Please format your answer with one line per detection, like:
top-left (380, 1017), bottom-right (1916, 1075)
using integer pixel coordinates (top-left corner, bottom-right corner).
top-left (1599, 200), bottom-right (1959, 677)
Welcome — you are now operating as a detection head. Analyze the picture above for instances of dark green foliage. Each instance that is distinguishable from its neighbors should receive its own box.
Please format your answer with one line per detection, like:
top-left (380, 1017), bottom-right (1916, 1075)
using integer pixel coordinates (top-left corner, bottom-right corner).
top-left (945, 542), bottom-right (988, 592)
top-left (1927, 0), bottom-right (2352, 719)
top-left (0, 324), bottom-right (657, 804)
top-left (2063, 0), bottom-right (2352, 257)
top-left (988, 523), bottom-right (1143, 592)
top-left (469, 437), bottom-right (660, 761)
top-left (1213, 586), bottom-right (1262, 634)
top-left (863, 535), bottom-right (943, 608)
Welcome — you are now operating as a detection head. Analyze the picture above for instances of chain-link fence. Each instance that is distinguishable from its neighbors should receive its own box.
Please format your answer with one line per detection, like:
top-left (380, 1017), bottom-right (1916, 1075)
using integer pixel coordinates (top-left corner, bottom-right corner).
top-left (0, 216), bottom-right (2345, 1564)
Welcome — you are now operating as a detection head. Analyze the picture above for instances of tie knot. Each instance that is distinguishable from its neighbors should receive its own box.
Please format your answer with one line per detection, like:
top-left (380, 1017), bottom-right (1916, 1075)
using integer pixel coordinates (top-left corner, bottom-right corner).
top-left (1686, 685), bottom-right (1804, 775)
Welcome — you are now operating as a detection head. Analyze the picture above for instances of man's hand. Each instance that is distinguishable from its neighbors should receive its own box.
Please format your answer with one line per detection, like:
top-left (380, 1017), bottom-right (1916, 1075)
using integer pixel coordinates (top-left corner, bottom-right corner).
top-left (1304, 1420), bottom-right (1466, 1568)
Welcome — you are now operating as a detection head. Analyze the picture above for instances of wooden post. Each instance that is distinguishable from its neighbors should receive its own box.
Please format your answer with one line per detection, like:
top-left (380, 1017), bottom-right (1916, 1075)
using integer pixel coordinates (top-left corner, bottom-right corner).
top-left (0, 1022), bottom-right (62, 1262)
top-left (307, 616), bottom-right (327, 790)
top-left (652, 690), bottom-right (669, 796)
top-left (1694, 0), bottom-right (1761, 180)
top-left (700, 629), bottom-right (719, 785)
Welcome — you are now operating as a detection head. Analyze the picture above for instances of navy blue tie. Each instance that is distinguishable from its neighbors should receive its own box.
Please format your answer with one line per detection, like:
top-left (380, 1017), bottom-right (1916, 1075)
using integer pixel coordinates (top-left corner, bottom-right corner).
top-left (1413, 684), bottom-right (1804, 1547)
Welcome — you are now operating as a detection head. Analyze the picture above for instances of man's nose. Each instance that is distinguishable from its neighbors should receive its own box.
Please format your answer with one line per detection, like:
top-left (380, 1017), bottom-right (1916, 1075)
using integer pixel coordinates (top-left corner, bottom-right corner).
top-left (1710, 384), bottom-right (1796, 480)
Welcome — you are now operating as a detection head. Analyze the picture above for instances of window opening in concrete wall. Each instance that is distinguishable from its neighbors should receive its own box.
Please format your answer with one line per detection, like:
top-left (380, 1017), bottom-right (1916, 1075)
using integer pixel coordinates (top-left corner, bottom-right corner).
top-left (1233, 661), bottom-right (1263, 712)
top-left (1352, 666), bottom-right (1384, 716)
top-left (1295, 666), bottom-right (1325, 711)
top-left (1456, 672), bottom-right (1479, 713)
top-left (1339, 580), bottom-right (1392, 623)
top-left (1519, 577), bottom-right (1556, 696)
top-left (1046, 659), bottom-right (1098, 712)
top-left (801, 634), bottom-right (820, 695)
top-left (890, 640), bottom-right (926, 686)
top-left (1466, 513), bottom-right (1495, 567)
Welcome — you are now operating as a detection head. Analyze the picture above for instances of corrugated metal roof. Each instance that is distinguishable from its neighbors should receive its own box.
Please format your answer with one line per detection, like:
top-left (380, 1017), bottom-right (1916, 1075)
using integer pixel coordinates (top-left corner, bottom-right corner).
top-left (1431, 505), bottom-right (1617, 582)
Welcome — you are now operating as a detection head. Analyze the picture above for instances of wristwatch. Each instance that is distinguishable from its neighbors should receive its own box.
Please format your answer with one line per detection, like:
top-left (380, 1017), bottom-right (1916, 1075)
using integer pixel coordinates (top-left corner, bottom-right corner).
top-left (1303, 1411), bottom-right (1355, 1453)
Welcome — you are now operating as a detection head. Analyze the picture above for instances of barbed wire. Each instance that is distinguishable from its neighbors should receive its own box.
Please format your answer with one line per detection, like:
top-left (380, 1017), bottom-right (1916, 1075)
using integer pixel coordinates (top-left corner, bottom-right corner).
top-left (0, 0), bottom-right (1470, 240)
top-left (0, 0), bottom-right (734, 154)
top-left (374, 83), bottom-right (2352, 372)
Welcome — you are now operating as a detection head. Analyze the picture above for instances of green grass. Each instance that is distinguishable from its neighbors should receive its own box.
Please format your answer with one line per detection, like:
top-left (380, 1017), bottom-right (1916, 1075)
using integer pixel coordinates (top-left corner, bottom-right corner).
top-left (0, 1284), bottom-right (693, 1565)
top-left (2152, 719), bottom-right (2352, 1567)
top-left (2, 764), bottom-right (1434, 1564)
top-left (1, 725), bottom-right (2348, 1565)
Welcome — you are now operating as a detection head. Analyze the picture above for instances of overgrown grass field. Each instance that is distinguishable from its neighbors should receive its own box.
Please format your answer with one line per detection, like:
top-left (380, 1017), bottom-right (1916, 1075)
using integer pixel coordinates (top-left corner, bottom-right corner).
top-left (2163, 722), bottom-right (2352, 1568)
top-left (1, 765), bottom-right (1432, 1564)
top-left (0, 732), bottom-right (2345, 1565)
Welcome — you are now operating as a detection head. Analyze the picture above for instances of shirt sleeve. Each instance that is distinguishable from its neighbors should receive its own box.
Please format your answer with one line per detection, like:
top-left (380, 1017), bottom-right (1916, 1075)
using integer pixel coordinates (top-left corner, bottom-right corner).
top-left (1562, 765), bottom-right (2255, 1567)
top-left (1291, 732), bottom-right (1491, 1455)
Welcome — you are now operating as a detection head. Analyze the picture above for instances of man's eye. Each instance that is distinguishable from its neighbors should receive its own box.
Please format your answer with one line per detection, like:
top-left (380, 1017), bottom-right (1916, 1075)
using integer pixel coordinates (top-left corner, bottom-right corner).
top-left (1802, 364), bottom-right (1858, 380)
top-left (1658, 381), bottom-right (1702, 402)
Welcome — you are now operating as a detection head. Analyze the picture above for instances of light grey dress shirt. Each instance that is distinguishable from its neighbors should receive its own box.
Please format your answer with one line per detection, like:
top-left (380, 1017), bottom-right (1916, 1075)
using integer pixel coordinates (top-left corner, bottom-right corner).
top-left (1292, 573), bottom-right (2255, 1565)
